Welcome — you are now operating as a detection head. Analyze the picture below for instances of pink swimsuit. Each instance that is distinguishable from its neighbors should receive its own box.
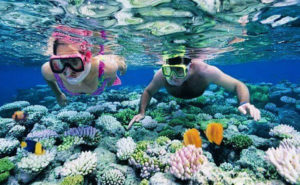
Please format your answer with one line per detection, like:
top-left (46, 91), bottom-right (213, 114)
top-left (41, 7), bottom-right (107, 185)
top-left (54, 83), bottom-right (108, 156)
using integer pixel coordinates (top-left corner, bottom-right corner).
top-left (54, 61), bottom-right (121, 96)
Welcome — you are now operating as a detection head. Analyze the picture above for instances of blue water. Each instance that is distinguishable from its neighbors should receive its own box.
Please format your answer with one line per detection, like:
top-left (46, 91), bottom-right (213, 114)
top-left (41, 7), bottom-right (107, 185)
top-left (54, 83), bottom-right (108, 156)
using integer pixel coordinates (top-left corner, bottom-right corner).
top-left (1, 59), bottom-right (299, 106)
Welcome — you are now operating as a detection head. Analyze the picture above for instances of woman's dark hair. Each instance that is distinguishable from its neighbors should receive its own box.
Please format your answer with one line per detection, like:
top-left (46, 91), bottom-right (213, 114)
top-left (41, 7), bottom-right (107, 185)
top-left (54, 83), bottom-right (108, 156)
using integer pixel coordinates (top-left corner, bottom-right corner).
top-left (166, 56), bottom-right (191, 65)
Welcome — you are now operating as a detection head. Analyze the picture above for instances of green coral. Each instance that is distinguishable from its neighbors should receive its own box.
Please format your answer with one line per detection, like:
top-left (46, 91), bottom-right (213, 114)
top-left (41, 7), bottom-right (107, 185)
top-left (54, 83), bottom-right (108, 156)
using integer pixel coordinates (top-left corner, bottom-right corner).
top-left (247, 84), bottom-right (270, 108)
top-left (225, 135), bottom-right (253, 150)
top-left (158, 129), bottom-right (177, 140)
top-left (168, 116), bottom-right (196, 128)
top-left (115, 109), bottom-right (137, 124)
top-left (168, 141), bottom-right (183, 153)
top-left (140, 179), bottom-right (149, 185)
top-left (58, 136), bottom-right (84, 151)
top-left (0, 157), bottom-right (15, 183)
top-left (199, 119), bottom-right (229, 131)
top-left (148, 109), bottom-right (167, 123)
top-left (61, 175), bottom-right (84, 185)
top-left (136, 140), bottom-right (152, 151)
top-left (156, 136), bottom-right (171, 146)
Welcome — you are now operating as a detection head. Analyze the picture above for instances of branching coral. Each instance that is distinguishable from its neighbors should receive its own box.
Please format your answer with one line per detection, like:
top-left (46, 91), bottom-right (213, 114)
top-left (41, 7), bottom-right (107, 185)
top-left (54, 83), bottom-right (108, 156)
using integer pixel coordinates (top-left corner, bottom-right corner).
top-left (269, 124), bottom-right (297, 139)
top-left (265, 142), bottom-right (300, 184)
top-left (99, 168), bottom-right (125, 185)
top-left (169, 145), bottom-right (208, 180)
top-left (60, 151), bottom-right (97, 176)
top-left (17, 151), bottom-right (55, 174)
top-left (116, 137), bottom-right (136, 160)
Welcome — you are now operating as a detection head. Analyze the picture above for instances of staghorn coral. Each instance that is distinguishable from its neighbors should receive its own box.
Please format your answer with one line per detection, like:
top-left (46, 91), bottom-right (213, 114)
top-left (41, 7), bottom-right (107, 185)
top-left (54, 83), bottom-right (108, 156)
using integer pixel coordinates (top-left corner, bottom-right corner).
top-left (116, 137), bottom-right (136, 160)
top-left (60, 151), bottom-right (97, 176)
top-left (0, 138), bottom-right (19, 156)
top-left (265, 142), bottom-right (300, 184)
top-left (269, 124), bottom-right (297, 139)
top-left (99, 168), bottom-right (125, 185)
top-left (169, 145), bottom-right (208, 180)
top-left (205, 123), bottom-right (224, 145)
top-left (18, 151), bottom-right (55, 173)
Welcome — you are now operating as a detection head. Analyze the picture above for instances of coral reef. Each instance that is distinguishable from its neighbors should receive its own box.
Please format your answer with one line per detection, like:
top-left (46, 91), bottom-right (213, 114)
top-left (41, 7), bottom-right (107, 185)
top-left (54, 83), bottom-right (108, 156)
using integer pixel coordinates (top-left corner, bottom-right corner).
top-left (116, 137), bottom-right (136, 160)
top-left (60, 151), bottom-right (97, 176)
top-left (265, 142), bottom-right (300, 184)
top-left (169, 145), bottom-right (208, 180)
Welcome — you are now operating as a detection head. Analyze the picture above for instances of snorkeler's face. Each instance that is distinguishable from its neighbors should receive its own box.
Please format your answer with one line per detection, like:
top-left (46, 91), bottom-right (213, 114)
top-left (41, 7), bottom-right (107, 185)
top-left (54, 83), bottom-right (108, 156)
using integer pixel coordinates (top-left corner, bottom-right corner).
top-left (165, 64), bottom-right (190, 86)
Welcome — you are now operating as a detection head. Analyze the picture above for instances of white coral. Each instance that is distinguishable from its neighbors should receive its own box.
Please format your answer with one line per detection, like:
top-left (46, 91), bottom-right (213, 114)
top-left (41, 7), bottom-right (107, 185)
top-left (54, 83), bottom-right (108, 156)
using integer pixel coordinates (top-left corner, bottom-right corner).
top-left (0, 138), bottom-right (19, 155)
top-left (116, 137), bottom-right (136, 160)
top-left (265, 143), bottom-right (300, 184)
top-left (269, 124), bottom-right (297, 138)
top-left (60, 151), bottom-right (97, 176)
top-left (18, 151), bottom-right (55, 173)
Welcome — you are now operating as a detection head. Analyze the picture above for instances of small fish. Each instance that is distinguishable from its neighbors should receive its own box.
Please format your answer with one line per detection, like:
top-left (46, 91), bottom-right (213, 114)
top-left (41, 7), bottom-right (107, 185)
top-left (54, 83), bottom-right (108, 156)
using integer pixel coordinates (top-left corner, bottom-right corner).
top-left (228, 37), bottom-right (245, 45)
top-left (183, 128), bottom-right (202, 148)
top-left (12, 111), bottom-right (27, 121)
top-left (205, 123), bottom-right (224, 145)
top-left (20, 140), bottom-right (46, 155)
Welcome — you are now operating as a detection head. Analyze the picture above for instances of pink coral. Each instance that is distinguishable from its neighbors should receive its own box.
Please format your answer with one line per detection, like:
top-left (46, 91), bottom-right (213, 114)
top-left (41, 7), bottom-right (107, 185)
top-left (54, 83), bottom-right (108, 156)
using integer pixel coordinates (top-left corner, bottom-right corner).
top-left (169, 145), bottom-right (208, 180)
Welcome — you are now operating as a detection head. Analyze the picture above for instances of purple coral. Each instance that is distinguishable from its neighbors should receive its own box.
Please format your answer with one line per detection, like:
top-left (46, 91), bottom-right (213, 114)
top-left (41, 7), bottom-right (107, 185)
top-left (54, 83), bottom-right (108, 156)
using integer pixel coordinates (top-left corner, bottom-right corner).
top-left (64, 126), bottom-right (99, 138)
top-left (169, 145), bottom-right (207, 180)
top-left (27, 129), bottom-right (58, 139)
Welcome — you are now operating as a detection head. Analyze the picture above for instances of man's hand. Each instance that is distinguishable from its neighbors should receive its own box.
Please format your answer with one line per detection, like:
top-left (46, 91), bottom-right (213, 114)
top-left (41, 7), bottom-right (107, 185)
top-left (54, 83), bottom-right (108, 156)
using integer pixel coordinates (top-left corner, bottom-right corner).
top-left (238, 103), bottom-right (261, 121)
top-left (128, 113), bottom-right (145, 130)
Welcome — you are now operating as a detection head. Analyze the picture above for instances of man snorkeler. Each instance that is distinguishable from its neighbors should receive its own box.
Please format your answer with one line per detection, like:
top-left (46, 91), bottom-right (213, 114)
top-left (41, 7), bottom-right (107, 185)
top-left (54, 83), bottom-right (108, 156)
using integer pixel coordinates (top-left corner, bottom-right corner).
top-left (128, 56), bottom-right (261, 129)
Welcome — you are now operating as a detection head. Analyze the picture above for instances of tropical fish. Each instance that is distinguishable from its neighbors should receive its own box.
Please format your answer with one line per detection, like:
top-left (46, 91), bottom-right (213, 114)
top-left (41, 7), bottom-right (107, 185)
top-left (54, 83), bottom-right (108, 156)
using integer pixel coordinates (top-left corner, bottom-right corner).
top-left (20, 140), bottom-right (46, 155)
top-left (12, 111), bottom-right (27, 121)
top-left (228, 37), bottom-right (245, 45)
top-left (183, 128), bottom-right (202, 148)
top-left (205, 123), bottom-right (223, 145)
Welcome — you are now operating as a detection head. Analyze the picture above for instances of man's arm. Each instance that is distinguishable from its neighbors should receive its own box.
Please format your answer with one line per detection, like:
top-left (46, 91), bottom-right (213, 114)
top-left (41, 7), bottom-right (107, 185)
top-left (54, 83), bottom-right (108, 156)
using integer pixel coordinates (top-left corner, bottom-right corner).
top-left (203, 64), bottom-right (260, 121)
top-left (204, 65), bottom-right (249, 103)
top-left (128, 69), bottom-right (165, 129)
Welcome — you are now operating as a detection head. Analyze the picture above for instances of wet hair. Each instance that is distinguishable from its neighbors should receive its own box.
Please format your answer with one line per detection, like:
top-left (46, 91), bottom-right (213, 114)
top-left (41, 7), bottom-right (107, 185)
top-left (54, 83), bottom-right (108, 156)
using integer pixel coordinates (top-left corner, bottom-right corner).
top-left (53, 39), bottom-right (85, 55)
top-left (166, 56), bottom-right (191, 65)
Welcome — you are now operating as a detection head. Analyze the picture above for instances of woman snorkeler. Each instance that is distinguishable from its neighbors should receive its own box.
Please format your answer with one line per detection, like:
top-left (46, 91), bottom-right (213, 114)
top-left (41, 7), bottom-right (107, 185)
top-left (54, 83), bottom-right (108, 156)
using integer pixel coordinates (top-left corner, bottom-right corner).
top-left (42, 27), bottom-right (127, 106)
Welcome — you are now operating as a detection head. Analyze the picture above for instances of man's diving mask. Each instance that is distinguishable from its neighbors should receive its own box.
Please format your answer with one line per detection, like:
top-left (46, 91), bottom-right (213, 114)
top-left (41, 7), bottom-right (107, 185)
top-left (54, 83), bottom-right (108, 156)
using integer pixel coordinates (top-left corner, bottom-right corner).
top-left (162, 64), bottom-right (191, 79)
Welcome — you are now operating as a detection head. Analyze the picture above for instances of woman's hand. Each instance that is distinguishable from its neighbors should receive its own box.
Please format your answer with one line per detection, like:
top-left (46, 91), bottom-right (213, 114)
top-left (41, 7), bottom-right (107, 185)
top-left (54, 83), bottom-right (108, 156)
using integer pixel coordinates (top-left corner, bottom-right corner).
top-left (238, 103), bottom-right (261, 121)
top-left (56, 93), bottom-right (67, 107)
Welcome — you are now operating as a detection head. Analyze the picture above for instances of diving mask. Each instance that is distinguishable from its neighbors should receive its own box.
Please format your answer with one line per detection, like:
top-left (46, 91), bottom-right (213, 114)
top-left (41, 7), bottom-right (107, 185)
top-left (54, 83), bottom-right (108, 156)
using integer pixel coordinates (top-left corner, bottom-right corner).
top-left (162, 64), bottom-right (190, 78)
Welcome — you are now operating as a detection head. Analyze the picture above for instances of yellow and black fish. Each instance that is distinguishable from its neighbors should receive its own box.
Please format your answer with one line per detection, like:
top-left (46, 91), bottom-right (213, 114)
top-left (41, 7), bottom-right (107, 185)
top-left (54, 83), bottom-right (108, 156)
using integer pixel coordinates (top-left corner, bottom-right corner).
top-left (20, 140), bottom-right (46, 155)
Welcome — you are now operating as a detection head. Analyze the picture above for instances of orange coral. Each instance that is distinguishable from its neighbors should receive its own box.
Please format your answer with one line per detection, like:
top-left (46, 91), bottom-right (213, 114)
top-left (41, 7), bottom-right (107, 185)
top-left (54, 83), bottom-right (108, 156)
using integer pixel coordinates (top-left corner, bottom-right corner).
top-left (183, 128), bottom-right (202, 148)
top-left (205, 123), bottom-right (223, 145)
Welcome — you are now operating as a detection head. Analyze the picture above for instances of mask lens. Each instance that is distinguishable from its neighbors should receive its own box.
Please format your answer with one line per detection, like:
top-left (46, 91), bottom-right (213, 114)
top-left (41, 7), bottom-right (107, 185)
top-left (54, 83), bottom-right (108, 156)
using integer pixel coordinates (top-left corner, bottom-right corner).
top-left (173, 67), bottom-right (185, 77)
top-left (51, 59), bottom-right (64, 73)
top-left (69, 58), bottom-right (83, 70)
top-left (163, 66), bottom-right (171, 76)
